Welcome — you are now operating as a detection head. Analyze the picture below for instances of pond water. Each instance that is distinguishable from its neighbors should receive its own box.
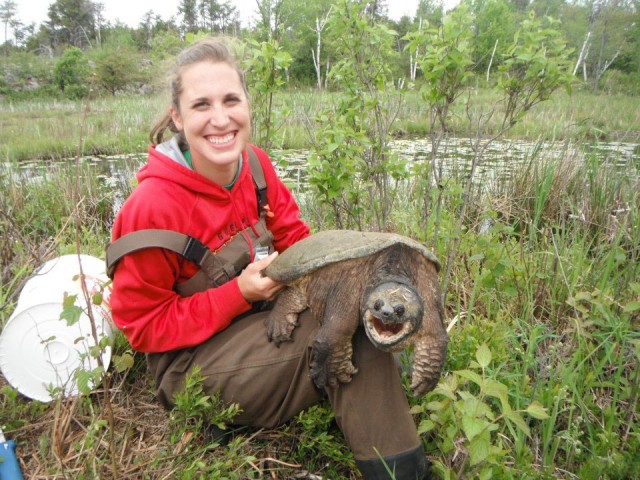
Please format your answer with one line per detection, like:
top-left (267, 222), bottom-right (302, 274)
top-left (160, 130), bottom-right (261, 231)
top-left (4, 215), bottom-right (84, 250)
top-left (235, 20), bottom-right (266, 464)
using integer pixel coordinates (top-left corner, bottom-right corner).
top-left (5, 137), bottom-right (640, 192)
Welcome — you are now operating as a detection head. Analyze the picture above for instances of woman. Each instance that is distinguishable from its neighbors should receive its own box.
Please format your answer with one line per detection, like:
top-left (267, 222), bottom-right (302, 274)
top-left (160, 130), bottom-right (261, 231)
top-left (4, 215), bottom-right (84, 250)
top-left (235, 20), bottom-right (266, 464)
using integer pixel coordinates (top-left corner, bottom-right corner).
top-left (108, 38), bottom-right (429, 479)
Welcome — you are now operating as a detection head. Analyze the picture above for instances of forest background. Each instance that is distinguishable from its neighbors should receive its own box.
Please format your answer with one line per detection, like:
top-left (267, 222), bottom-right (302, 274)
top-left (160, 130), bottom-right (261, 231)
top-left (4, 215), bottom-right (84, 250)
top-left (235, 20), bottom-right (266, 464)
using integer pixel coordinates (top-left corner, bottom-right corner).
top-left (0, 0), bottom-right (639, 479)
top-left (0, 0), bottom-right (639, 99)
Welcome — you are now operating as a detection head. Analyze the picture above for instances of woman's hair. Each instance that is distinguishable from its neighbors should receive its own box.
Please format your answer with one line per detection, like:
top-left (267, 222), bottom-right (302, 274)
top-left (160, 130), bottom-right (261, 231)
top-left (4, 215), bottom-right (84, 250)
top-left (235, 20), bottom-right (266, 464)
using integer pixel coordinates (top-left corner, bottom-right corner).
top-left (149, 38), bottom-right (248, 146)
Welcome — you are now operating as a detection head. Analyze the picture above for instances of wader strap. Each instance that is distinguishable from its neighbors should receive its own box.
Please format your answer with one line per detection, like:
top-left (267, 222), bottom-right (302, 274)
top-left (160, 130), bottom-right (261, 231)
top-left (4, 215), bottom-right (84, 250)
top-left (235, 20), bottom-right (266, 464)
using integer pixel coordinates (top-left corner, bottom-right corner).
top-left (106, 229), bottom-right (211, 279)
top-left (246, 146), bottom-right (268, 218)
top-left (176, 224), bottom-right (274, 296)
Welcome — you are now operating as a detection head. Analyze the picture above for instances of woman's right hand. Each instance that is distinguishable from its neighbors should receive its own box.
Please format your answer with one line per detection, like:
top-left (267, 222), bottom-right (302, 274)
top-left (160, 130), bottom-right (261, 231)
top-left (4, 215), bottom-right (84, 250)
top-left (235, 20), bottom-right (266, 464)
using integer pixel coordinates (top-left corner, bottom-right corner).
top-left (237, 251), bottom-right (284, 303)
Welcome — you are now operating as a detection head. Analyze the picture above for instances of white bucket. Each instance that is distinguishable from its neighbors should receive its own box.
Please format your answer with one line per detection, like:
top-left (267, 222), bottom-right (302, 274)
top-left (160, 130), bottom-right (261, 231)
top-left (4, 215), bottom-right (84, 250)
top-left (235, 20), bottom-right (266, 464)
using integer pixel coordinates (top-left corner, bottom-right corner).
top-left (0, 255), bottom-right (113, 402)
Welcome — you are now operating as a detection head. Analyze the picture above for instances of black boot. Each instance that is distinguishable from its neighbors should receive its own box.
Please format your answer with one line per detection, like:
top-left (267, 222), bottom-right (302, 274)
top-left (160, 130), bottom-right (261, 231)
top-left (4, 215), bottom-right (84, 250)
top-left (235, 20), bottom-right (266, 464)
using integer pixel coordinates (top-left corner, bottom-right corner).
top-left (355, 444), bottom-right (430, 480)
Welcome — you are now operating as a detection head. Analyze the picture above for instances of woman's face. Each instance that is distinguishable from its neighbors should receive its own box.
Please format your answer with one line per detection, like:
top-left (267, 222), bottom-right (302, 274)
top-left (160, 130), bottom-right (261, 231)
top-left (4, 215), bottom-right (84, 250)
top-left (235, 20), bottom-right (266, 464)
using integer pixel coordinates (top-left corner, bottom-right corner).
top-left (170, 61), bottom-right (250, 185)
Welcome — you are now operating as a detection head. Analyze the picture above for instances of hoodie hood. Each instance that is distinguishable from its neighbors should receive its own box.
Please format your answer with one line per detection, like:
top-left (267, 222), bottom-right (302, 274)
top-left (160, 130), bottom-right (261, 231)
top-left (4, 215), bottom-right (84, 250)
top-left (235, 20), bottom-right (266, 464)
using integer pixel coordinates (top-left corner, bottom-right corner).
top-left (138, 137), bottom-right (246, 199)
top-left (155, 136), bottom-right (191, 169)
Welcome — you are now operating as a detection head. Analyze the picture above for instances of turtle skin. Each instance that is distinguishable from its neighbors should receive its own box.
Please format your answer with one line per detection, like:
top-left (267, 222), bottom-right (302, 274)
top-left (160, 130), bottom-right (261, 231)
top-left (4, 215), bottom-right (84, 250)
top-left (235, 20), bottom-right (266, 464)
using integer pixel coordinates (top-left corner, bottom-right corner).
top-left (263, 230), bottom-right (448, 397)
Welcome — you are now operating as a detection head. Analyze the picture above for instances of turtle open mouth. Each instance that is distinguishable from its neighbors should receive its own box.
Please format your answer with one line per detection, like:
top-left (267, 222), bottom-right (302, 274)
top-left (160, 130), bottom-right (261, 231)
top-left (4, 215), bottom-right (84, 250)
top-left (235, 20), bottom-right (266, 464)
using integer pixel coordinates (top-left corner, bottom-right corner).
top-left (372, 316), bottom-right (404, 337)
top-left (363, 311), bottom-right (414, 350)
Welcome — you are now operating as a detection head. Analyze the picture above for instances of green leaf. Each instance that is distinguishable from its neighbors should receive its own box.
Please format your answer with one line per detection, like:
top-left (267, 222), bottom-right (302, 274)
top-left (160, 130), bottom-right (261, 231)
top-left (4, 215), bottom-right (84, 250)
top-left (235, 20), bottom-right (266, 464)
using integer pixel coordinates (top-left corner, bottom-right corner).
top-left (74, 369), bottom-right (93, 395)
top-left (479, 467), bottom-right (493, 480)
top-left (409, 405), bottom-right (424, 415)
top-left (418, 419), bottom-right (435, 434)
top-left (456, 369), bottom-right (484, 387)
top-left (504, 410), bottom-right (531, 437)
top-left (525, 401), bottom-right (550, 420)
top-left (92, 292), bottom-right (103, 305)
top-left (114, 352), bottom-right (135, 373)
top-left (462, 414), bottom-right (486, 441)
top-left (60, 295), bottom-right (83, 326)
top-left (622, 301), bottom-right (640, 313)
top-left (469, 431), bottom-right (491, 466)
top-left (427, 401), bottom-right (449, 412)
top-left (483, 380), bottom-right (509, 409)
top-left (476, 344), bottom-right (492, 368)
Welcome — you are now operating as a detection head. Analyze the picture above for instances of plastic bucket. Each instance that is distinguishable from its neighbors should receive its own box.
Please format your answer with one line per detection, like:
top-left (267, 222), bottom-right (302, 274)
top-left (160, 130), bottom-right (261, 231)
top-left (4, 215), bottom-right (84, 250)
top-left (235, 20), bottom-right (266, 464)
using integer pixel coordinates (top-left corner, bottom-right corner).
top-left (0, 255), bottom-right (113, 402)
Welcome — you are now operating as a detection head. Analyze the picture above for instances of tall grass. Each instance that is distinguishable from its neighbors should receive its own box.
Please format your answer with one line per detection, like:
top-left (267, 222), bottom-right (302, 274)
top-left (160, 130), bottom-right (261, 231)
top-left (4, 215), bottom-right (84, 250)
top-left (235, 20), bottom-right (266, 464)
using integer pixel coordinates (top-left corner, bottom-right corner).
top-left (0, 93), bottom-right (639, 478)
top-left (1, 88), bottom-right (638, 162)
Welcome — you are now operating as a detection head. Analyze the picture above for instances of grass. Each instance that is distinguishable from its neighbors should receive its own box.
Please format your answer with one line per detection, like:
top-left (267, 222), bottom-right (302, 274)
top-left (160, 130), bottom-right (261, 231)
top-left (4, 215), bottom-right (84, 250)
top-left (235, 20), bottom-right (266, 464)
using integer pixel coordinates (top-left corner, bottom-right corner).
top-left (1, 89), bottom-right (639, 478)
top-left (1, 86), bottom-right (639, 162)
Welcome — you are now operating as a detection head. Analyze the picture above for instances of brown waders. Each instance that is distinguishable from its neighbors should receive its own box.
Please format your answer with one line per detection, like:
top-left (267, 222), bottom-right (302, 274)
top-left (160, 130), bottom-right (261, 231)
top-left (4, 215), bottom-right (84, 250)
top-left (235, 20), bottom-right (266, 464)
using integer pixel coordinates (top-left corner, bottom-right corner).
top-left (146, 308), bottom-right (428, 479)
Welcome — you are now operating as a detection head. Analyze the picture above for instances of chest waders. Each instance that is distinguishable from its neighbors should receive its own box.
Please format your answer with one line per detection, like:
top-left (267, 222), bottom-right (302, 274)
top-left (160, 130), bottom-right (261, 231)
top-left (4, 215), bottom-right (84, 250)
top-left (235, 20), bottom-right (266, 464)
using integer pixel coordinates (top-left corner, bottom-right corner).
top-left (105, 146), bottom-right (274, 296)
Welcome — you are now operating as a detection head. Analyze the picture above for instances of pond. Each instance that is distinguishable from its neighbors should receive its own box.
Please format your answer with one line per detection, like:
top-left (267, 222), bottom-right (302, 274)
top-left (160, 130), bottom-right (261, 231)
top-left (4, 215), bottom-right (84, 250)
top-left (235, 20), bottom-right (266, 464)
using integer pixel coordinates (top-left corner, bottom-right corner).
top-left (5, 137), bottom-right (640, 193)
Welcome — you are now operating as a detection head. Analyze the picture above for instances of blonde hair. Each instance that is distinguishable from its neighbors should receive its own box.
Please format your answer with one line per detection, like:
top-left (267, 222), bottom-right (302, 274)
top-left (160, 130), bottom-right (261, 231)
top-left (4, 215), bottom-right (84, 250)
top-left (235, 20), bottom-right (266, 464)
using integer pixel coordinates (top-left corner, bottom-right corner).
top-left (149, 38), bottom-right (248, 147)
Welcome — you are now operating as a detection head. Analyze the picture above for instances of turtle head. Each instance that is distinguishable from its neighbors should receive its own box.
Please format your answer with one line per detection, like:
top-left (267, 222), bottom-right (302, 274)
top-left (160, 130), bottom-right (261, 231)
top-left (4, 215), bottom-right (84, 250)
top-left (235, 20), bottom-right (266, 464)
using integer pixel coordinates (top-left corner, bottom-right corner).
top-left (362, 281), bottom-right (424, 351)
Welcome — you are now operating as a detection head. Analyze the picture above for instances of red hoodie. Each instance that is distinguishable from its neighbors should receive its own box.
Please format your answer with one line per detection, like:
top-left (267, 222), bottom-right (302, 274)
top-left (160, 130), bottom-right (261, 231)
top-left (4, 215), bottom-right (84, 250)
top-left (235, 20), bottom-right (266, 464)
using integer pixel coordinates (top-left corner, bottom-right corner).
top-left (110, 143), bottom-right (309, 352)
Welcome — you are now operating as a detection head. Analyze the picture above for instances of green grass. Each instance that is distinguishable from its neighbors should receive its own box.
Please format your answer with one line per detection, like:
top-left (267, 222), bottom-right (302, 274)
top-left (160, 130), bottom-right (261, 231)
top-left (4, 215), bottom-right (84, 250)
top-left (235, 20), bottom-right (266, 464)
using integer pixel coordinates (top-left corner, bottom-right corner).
top-left (1, 87), bottom-right (639, 162)
top-left (1, 88), bottom-right (639, 478)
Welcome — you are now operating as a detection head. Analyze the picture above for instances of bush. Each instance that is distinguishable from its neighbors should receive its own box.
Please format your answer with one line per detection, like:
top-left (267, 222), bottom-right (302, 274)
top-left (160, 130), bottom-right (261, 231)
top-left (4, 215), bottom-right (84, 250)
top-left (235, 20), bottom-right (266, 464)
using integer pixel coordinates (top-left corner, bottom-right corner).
top-left (53, 47), bottom-right (91, 99)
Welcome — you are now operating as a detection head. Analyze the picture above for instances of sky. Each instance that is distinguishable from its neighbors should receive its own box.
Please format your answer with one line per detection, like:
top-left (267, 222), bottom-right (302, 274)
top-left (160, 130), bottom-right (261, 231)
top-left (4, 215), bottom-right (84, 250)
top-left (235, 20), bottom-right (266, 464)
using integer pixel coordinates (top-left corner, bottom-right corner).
top-left (15, 0), bottom-right (423, 29)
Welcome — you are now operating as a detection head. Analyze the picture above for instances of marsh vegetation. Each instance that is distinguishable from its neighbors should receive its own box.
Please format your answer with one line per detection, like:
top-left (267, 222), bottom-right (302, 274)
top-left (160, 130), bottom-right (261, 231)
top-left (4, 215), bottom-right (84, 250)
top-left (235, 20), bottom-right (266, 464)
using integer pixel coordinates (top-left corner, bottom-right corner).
top-left (1, 1), bottom-right (639, 478)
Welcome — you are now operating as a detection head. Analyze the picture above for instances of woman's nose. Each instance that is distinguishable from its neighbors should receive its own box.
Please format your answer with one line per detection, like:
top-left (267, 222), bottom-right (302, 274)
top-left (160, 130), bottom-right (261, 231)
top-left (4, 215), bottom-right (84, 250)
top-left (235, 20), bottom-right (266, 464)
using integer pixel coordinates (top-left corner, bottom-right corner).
top-left (209, 105), bottom-right (229, 127)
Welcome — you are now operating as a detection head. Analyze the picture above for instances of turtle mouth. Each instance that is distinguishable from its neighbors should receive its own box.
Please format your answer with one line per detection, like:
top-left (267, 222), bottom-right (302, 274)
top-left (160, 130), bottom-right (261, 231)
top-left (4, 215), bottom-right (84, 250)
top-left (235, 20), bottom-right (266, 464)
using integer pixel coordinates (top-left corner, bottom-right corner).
top-left (363, 311), bottom-right (415, 350)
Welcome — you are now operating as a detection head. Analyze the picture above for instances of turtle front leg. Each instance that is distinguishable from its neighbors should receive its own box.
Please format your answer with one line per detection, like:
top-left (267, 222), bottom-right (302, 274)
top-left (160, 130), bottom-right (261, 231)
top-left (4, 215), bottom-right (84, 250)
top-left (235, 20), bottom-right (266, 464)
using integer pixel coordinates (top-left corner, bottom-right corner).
top-left (410, 331), bottom-right (448, 396)
top-left (310, 333), bottom-right (358, 389)
top-left (265, 286), bottom-right (308, 346)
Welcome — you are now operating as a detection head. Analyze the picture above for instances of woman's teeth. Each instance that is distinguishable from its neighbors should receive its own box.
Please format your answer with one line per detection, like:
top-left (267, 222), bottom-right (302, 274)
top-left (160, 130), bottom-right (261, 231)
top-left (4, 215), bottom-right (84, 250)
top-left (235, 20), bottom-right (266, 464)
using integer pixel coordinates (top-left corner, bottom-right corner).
top-left (208, 133), bottom-right (235, 145)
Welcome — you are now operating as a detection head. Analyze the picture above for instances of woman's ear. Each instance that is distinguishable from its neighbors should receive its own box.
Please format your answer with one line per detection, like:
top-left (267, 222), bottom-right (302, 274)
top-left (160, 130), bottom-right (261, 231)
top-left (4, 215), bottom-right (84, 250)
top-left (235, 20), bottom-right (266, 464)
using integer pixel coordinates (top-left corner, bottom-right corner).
top-left (169, 106), bottom-right (183, 131)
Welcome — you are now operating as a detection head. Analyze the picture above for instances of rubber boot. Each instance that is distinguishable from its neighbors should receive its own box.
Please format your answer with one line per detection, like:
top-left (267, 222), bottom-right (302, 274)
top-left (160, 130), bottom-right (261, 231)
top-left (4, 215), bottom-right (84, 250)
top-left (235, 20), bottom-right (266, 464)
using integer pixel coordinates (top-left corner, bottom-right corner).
top-left (355, 444), bottom-right (430, 480)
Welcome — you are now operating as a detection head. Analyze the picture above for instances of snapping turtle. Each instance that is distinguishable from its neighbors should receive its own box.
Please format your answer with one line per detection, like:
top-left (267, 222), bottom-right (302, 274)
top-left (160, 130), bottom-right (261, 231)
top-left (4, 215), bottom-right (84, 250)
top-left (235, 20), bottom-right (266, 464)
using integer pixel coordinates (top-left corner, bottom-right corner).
top-left (263, 230), bottom-right (448, 397)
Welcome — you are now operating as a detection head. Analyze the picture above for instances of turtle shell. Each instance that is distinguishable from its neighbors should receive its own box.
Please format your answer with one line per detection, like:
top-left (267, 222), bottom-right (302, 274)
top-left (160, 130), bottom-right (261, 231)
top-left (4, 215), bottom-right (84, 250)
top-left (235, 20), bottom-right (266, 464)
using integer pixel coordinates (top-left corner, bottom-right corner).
top-left (264, 230), bottom-right (440, 283)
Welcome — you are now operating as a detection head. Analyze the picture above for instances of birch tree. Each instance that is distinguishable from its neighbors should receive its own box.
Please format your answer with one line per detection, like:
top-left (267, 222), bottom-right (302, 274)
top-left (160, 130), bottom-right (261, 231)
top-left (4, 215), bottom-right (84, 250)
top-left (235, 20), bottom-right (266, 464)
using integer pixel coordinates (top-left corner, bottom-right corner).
top-left (310, 6), bottom-right (331, 89)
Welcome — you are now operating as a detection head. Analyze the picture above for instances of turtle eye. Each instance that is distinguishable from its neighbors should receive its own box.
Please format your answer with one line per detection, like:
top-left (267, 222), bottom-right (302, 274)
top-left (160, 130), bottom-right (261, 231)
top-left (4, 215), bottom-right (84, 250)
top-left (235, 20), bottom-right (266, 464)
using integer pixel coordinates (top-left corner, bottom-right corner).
top-left (394, 305), bottom-right (405, 316)
top-left (374, 299), bottom-right (384, 311)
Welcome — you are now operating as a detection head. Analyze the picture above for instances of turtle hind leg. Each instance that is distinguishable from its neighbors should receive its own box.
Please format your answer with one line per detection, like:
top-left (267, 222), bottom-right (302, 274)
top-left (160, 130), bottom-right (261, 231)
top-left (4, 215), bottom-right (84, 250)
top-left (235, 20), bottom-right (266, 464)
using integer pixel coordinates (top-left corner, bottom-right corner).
top-left (265, 286), bottom-right (308, 346)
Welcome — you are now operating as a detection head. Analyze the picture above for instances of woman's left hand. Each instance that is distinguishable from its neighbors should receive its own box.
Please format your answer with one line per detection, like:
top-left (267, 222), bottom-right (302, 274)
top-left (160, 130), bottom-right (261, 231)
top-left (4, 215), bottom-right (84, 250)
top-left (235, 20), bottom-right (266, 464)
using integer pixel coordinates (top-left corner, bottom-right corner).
top-left (237, 252), bottom-right (284, 303)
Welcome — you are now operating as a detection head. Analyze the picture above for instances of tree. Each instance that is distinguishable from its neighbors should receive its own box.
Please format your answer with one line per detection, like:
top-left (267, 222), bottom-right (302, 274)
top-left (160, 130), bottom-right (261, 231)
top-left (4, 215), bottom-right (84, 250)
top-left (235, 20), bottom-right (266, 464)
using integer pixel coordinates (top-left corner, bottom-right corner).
top-left (310, 6), bottom-right (332, 89)
top-left (134, 11), bottom-right (178, 50)
top-left (44, 0), bottom-right (98, 49)
top-left (178, 0), bottom-right (199, 35)
top-left (198, 0), bottom-right (239, 34)
top-left (415, 0), bottom-right (444, 26)
top-left (307, 0), bottom-right (404, 230)
top-left (0, 0), bottom-right (17, 53)
top-left (470, 0), bottom-right (516, 73)
top-left (568, 0), bottom-right (635, 90)
top-left (405, 8), bottom-right (572, 300)
top-left (255, 0), bottom-right (287, 42)
top-left (93, 45), bottom-right (141, 95)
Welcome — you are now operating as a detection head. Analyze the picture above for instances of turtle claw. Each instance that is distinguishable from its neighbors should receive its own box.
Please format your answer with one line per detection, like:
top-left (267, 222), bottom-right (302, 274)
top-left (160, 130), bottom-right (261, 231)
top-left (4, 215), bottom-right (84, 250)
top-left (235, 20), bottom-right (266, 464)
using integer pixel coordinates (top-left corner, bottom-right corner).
top-left (410, 377), bottom-right (439, 397)
top-left (310, 338), bottom-right (358, 389)
top-left (265, 313), bottom-right (299, 347)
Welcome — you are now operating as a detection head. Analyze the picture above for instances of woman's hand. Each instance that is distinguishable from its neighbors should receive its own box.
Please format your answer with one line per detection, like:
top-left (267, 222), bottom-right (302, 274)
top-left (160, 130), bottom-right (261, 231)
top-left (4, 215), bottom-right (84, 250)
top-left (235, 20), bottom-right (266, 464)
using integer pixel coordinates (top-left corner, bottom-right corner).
top-left (237, 251), bottom-right (284, 303)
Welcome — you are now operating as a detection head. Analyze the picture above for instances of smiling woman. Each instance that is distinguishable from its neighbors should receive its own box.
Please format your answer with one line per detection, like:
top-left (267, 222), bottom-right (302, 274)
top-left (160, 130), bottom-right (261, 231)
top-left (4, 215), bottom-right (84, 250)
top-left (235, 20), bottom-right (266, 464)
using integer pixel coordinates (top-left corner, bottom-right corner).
top-left (105, 37), bottom-right (433, 479)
